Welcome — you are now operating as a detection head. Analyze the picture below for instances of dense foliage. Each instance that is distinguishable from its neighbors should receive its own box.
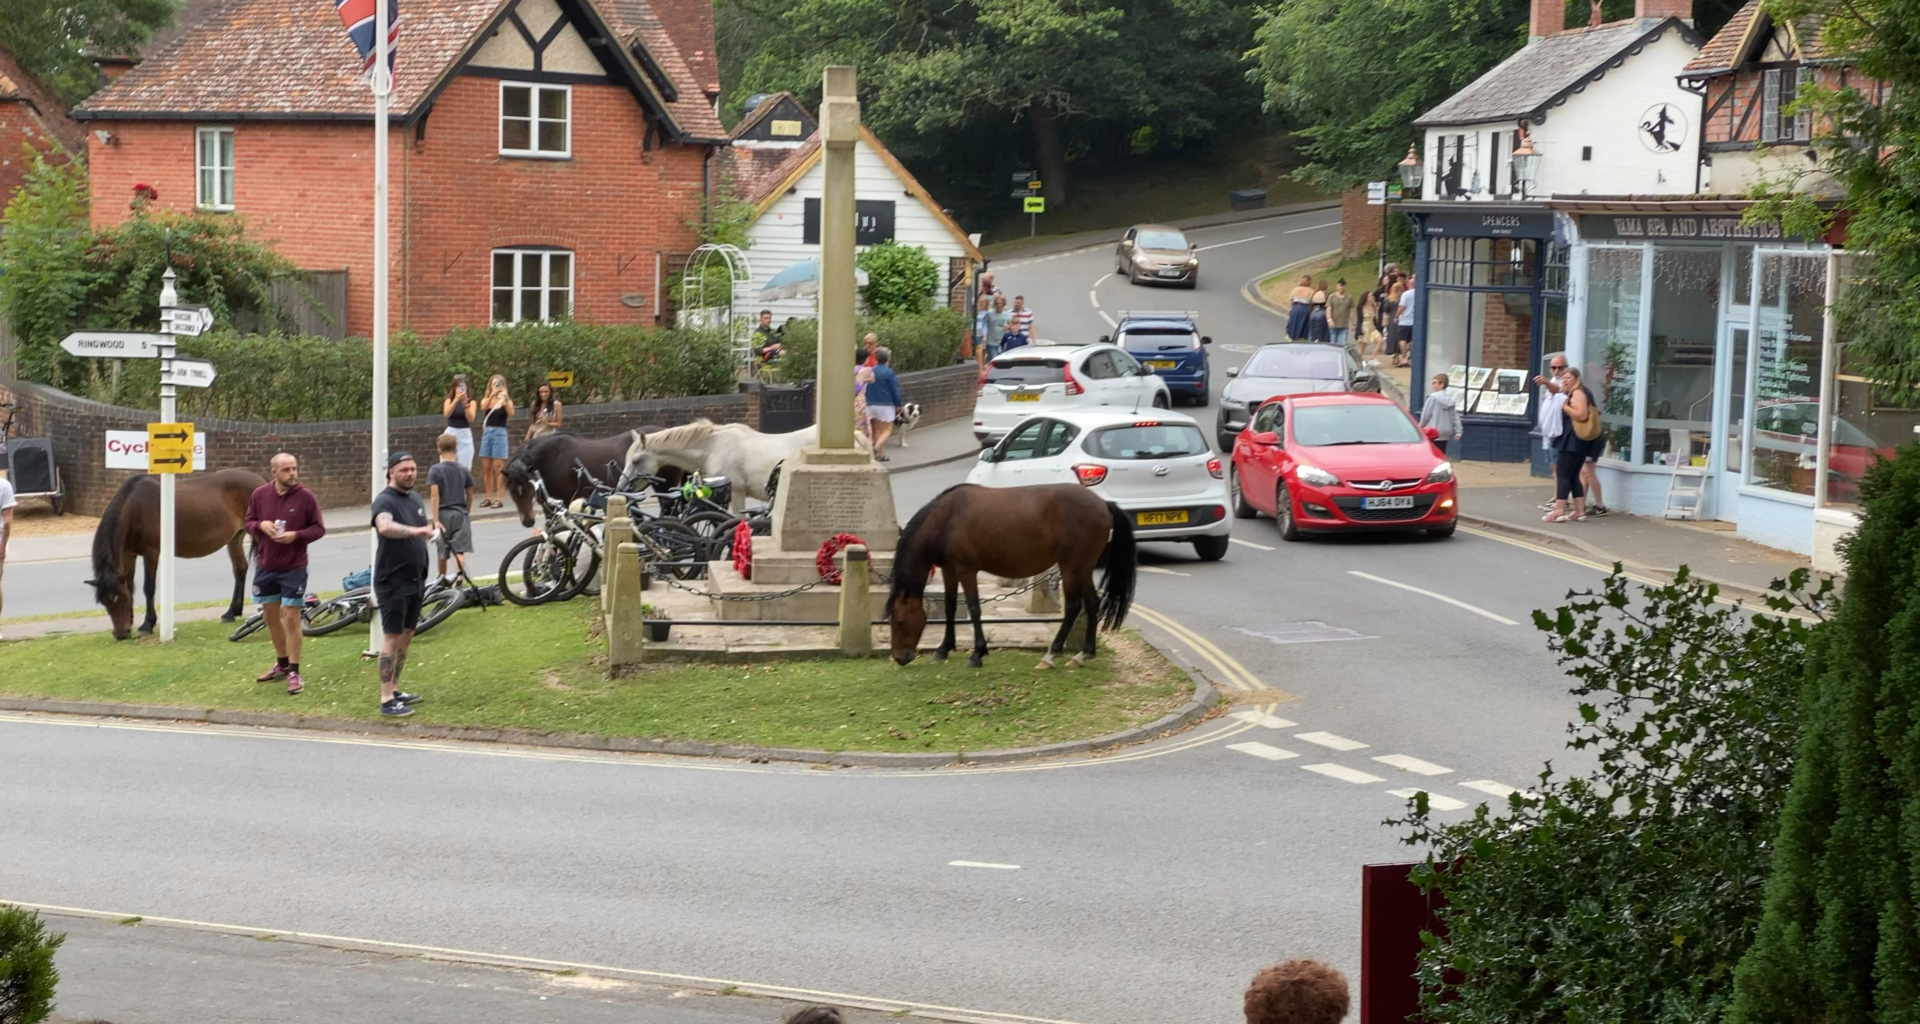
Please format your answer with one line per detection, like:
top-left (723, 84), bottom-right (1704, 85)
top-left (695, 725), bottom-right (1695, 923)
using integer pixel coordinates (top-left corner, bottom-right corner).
top-left (856, 240), bottom-right (941, 315)
top-left (86, 322), bottom-right (740, 422)
top-left (1398, 567), bottom-right (1826, 1024)
top-left (0, 0), bottom-right (175, 103)
top-left (1729, 445), bottom-right (1920, 1024)
top-left (769, 308), bottom-right (966, 380)
top-left (0, 156), bottom-right (300, 389)
top-left (0, 904), bottom-right (61, 1024)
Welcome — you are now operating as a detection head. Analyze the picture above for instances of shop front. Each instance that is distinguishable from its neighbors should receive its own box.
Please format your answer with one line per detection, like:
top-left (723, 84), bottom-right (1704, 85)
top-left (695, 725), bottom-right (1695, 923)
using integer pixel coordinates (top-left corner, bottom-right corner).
top-left (1555, 201), bottom-right (1887, 560)
top-left (1403, 203), bottom-right (1567, 465)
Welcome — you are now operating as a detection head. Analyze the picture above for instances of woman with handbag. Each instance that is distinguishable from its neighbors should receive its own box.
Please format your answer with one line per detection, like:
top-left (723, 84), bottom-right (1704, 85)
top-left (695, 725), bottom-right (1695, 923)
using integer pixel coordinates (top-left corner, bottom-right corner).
top-left (1546, 366), bottom-right (1603, 522)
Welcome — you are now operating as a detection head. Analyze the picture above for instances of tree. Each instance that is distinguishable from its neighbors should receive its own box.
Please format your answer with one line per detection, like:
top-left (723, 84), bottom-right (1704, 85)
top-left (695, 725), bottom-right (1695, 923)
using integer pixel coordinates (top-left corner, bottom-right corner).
top-left (0, 904), bottom-right (62, 1024)
top-left (1728, 444), bottom-right (1920, 1024)
top-left (857, 240), bottom-right (940, 314)
top-left (0, 0), bottom-right (177, 103)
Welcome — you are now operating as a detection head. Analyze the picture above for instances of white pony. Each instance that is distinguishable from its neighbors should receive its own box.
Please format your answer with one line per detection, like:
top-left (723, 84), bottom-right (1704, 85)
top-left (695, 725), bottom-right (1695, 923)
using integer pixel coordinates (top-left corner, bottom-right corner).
top-left (619, 420), bottom-right (868, 512)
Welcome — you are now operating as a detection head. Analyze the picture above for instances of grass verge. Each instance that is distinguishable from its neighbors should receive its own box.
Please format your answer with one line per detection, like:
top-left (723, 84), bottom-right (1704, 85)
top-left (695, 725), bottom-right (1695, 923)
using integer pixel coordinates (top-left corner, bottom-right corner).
top-left (1259, 252), bottom-right (1381, 308)
top-left (0, 600), bottom-right (1192, 753)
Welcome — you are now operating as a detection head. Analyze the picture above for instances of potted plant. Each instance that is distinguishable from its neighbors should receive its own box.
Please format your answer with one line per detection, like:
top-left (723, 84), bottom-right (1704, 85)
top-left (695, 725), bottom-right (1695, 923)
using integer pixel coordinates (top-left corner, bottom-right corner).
top-left (640, 604), bottom-right (672, 642)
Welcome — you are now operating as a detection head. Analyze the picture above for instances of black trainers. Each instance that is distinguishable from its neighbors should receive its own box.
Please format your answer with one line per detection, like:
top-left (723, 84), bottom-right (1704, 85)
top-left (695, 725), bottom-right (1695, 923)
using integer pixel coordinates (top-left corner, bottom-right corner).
top-left (380, 699), bottom-right (414, 718)
top-left (1588, 505), bottom-right (1611, 517)
top-left (393, 691), bottom-right (422, 705)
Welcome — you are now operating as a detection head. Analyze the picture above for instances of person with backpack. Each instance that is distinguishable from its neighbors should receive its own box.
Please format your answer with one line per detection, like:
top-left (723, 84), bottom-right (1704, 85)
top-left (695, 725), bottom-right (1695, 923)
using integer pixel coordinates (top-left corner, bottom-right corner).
top-left (1546, 366), bottom-right (1603, 522)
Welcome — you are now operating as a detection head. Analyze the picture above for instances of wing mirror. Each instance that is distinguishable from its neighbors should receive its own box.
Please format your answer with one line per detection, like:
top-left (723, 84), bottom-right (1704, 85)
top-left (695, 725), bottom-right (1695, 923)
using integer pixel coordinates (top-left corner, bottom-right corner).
top-left (1250, 431), bottom-right (1280, 446)
top-left (978, 448), bottom-right (997, 463)
top-left (1200, 335), bottom-right (1213, 345)
top-left (1423, 426), bottom-right (1440, 441)
top-left (1098, 335), bottom-right (1112, 344)
top-left (1120, 239), bottom-right (1134, 249)
top-left (1225, 367), bottom-right (1240, 378)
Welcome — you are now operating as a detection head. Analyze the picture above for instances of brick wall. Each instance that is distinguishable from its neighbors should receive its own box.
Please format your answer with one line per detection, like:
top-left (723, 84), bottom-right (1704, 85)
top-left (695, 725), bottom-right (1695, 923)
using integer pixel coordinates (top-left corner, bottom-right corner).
top-left (0, 102), bottom-right (71, 203)
top-left (0, 361), bottom-right (982, 516)
top-left (85, 74), bottom-right (709, 339)
top-left (1341, 188), bottom-right (1385, 259)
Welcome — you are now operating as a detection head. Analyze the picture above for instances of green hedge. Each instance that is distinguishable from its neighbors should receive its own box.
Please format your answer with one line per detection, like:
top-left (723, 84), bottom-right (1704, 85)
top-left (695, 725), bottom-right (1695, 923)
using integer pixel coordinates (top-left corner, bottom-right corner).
top-left (86, 322), bottom-right (739, 422)
top-left (769, 308), bottom-right (966, 381)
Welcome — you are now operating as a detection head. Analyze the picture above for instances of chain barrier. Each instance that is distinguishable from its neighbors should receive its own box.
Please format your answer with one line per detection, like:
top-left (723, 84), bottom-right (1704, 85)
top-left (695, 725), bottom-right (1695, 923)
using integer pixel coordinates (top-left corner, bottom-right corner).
top-left (642, 564), bottom-right (1061, 606)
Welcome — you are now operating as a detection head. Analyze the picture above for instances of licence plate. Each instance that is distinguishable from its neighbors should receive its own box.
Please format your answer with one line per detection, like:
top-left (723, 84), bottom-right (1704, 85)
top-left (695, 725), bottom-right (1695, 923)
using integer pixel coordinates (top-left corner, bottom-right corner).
top-left (1362, 496), bottom-right (1416, 510)
top-left (1136, 509), bottom-right (1190, 526)
top-left (1008, 391), bottom-right (1041, 402)
top-left (1156, 269), bottom-right (1183, 278)
top-left (1145, 360), bottom-right (1178, 370)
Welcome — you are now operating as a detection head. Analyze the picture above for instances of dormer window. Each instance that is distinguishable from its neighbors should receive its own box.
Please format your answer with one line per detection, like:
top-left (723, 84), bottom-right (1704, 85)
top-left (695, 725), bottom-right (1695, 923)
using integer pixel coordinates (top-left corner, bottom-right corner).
top-left (500, 82), bottom-right (571, 158)
top-left (1761, 66), bottom-right (1813, 143)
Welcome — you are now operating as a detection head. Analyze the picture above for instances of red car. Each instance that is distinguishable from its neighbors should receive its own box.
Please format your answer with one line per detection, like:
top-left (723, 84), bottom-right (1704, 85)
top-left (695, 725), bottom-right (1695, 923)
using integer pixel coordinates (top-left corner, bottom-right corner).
top-left (1229, 392), bottom-right (1458, 541)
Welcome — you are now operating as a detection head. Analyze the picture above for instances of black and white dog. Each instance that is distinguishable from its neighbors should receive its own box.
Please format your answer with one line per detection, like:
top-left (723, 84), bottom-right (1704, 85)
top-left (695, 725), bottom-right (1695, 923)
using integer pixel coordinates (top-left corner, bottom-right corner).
top-left (895, 402), bottom-right (922, 447)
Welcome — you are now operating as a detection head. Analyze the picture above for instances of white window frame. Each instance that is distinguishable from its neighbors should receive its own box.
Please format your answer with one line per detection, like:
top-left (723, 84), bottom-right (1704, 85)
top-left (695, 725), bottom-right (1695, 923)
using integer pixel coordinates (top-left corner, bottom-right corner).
top-left (499, 82), bottom-right (572, 158)
top-left (195, 126), bottom-right (235, 211)
top-left (491, 247), bottom-right (574, 324)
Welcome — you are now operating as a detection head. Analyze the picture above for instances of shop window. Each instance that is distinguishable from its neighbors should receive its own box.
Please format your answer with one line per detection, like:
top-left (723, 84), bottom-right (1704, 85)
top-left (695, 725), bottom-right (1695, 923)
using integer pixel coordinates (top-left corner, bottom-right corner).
top-left (1586, 247), bottom-right (1642, 460)
top-left (1746, 254), bottom-right (1826, 495)
top-left (1642, 247), bottom-right (1722, 467)
top-left (1826, 256), bottom-right (1910, 508)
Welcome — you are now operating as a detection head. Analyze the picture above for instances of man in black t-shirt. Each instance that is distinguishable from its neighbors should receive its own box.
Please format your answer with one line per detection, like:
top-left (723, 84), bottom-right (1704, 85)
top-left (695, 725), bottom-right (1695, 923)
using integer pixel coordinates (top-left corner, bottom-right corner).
top-left (371, 452), bottom-right (437, 718)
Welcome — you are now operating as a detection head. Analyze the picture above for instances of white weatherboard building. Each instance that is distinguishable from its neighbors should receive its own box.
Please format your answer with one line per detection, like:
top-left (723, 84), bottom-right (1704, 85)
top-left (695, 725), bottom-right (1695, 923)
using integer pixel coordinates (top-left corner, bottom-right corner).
top-left (719, 94), bottom-right (982, 324)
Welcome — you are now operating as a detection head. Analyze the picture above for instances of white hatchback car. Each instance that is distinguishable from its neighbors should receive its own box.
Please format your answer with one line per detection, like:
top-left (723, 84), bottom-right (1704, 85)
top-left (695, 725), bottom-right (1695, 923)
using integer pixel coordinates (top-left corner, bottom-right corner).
top-left (966, 408), bottom-right (1232, 561)
top-left (972, 343), bottom-right (1172, 447)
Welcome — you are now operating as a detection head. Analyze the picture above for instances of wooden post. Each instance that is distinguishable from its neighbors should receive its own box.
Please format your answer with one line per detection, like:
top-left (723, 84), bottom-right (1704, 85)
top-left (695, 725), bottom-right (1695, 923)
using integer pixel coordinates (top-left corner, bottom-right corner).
top-left (603, 495), bottom-right (629, 615)
top-left (606, 541), bottom-right (645, 668)
top-left (839, 544), bottom-right (872, 656)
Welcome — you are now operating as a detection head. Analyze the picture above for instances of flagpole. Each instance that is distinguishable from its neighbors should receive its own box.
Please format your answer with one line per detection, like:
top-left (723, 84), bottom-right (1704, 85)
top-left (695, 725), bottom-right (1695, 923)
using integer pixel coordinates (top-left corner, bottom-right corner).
top-left (366, 0), bottom-right (391, 655)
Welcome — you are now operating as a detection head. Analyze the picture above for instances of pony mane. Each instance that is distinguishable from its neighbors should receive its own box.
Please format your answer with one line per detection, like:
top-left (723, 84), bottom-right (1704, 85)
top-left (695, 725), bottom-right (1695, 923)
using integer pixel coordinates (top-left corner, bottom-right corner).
top-left (885, 483), bottom-right (967, 615)
top-left (90, 474), bottom-right (146, 604)
top-left (644, 419), bottom-right (715, 450)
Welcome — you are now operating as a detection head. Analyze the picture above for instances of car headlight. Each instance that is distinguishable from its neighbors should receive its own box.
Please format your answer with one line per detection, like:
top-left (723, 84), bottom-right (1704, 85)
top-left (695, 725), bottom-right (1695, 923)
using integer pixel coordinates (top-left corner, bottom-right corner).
top-left (1220, 398), bottom-right (1247, 413)
top-left (1186, 256), bottom-right (1199, 266)
top-left (1426, 461), bottom-right (1454, 483)
top-left (1296, 464), bottom-right (1340, 487)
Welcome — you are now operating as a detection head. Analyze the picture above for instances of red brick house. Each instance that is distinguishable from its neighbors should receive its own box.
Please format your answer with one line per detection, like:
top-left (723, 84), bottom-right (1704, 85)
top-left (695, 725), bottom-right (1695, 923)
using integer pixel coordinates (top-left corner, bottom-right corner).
top-left (71, 0), bottom-right (728, 338)
top-left (0, 46), bottom-right (84, 202)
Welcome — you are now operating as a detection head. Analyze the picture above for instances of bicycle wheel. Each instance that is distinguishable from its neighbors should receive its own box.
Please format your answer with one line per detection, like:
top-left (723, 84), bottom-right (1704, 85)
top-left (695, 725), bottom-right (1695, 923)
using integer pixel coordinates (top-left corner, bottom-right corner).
top-left (554, 528), bottom-right (602, 603)
top-left (501, 536), bottom-right (572, 606)
top-left (227, 611), bottom-right (267, 642)
top-left (302, 589), bottom-right (369, 637)
top-left (642, 518), bottom-right (708, 580)
top-left (413, 586), bottom-right (467, 637)
top-left (684, 511), bottom-right (735, 539)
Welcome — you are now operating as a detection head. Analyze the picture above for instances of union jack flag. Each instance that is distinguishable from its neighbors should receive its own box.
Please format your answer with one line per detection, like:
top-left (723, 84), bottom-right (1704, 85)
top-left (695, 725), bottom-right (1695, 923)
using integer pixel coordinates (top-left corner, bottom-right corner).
top-left (334, 0), bottom-right (399, 78)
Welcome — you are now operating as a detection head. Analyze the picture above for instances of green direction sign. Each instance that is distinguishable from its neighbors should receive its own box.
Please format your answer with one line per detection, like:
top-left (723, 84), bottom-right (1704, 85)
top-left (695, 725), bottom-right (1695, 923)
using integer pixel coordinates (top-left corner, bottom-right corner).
top-left (1024, 196), bottom-right (1046, 214)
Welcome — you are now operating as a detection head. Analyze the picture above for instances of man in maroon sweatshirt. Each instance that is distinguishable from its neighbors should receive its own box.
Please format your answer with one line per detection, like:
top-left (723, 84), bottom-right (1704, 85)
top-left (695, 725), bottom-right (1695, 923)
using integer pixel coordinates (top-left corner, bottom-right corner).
top-left (245, 453), bottom-right (326, 694)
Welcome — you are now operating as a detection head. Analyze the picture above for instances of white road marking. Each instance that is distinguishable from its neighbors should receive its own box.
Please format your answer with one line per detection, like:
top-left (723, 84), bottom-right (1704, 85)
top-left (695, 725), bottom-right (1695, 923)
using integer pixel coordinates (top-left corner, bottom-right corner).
top-left (1460, 780), bottom-right (1539, 799)
top-left (1226, 741), bottom-right (1299, 761)
top-left (1374, 754), bottom-right (1453, 776)
top-left (1230, 538), bottom-right (1275, 551)
top-left (1387, 788), bottom-right (1468, 810)
top-left (1302, 763), bottom-right (1385, 784)
top-left (949, 861), bottom-right (1021, 870)
top-left (1230, 711), bottom-right (1298, 729)
top-left (1345, 571), bottom-right (1520, 626)
top-left (1138, 566), bottom-right (1190, 576)
top-left (1283, 221), bottom-right (1342, 234)
top-left (1295, 731), bottom-right (1368, 751)
top-left (1196, 235), bottom-right (1265, 252)
top-left (1089, 273), bottom-right (1118, 328)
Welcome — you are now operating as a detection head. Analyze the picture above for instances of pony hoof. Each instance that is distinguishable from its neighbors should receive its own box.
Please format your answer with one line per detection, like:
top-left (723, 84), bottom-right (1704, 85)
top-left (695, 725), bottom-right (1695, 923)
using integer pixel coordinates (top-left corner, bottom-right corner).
top-left (967, 655), bottom-right (984, 669)
top-left (219, 613), bottom-right (238, 623)
top-left (1068, 653), bottom-right (1088, 669)
top-left (932, 650), bottom-right (949, 662)
top-left (1036, 653), bottom-right (1056, 670)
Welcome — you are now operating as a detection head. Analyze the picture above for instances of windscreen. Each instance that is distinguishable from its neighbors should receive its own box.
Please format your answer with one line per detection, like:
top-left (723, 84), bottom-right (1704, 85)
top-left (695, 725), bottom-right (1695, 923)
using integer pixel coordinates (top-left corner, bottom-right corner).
top-left (1136, 231), bottom-right (1188, 249)
top-left (986, 360), bottom-right (1067, 385)
top-left (1089, 423), bottom-right (1210, 459)
top-left (1244, 346), bottom-right (1345, 380)
top-left (1120, 327), bottom-right (1197, 352)
top-left (1291, 404), bottom-right (1423, 446)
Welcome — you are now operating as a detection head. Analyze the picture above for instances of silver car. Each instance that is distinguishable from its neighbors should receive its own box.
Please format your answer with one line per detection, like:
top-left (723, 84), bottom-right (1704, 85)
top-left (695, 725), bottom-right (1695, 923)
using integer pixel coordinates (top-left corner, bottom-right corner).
top-left (1116, 224), bottom-right (1198, 288)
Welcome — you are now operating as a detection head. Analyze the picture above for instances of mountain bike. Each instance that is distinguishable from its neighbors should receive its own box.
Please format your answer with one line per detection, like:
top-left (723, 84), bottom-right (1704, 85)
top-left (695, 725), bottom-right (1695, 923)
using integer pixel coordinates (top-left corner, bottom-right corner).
top-left (227, 593), bottom-right (325, 641)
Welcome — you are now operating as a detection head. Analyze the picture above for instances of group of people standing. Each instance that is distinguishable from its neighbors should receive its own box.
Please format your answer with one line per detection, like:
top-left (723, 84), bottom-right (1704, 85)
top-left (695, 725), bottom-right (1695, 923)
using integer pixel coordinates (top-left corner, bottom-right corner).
top-left (854, 333), bottom-right (906, 461)
top-left (1534, 353), bottom-right (1611, 522)
top-left (973, 270), bottom-right (1036, 362)
top-left (1283, 265), bottom-right (1416, 370)
top-left (440, 373), bottom-right (565, 508)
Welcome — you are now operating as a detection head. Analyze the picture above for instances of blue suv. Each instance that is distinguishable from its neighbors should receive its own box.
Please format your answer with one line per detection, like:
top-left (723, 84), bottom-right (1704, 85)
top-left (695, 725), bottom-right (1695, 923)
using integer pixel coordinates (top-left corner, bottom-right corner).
top-left (1102, 311), bottom-right (1212, 407)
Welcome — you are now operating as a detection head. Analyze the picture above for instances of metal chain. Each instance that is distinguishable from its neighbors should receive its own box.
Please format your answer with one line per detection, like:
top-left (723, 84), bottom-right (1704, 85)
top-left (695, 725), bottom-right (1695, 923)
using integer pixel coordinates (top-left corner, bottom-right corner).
top-left (642, 564), bottom-right (1060, 605)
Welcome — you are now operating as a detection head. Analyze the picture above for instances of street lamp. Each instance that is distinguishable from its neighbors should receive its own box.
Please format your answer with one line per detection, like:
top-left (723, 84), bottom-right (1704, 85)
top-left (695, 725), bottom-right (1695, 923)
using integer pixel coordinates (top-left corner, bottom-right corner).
top-left (1397, 144), bottom-right (1423, 196)
top-left (1512, 133), bottom-right (1542, 198)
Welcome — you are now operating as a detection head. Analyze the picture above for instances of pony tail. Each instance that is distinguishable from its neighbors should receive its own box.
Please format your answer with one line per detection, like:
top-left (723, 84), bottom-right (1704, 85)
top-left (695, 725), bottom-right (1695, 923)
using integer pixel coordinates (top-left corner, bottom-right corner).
top-left (1099, 502), bottom-right (1137, 631)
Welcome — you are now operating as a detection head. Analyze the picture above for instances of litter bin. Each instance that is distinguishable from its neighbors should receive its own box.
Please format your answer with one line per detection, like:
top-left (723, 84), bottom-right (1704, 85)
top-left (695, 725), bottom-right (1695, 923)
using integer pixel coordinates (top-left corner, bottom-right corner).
top-left (1228, 188), bottom-right (1268, 211)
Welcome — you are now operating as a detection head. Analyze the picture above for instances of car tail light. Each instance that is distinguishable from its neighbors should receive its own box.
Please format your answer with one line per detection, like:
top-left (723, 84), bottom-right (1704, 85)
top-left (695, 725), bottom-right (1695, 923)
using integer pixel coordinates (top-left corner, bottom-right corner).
top-left (1063, 364), bottom-right (1085, 396)
top-left (975, 365), bottom-right (990, 396)
top-left (1206, 457), bottom-right (1223, 479)
top-left (1073, 463), bottom-right (1108, 486)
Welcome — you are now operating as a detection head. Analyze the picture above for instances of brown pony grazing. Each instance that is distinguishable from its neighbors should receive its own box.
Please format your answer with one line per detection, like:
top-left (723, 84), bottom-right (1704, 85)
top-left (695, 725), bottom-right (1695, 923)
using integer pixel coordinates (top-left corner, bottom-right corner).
top-left (502, 429), bottom-right (649, 528)
top-left (887, 483), bottom-right (1137, 669)
top-left (87, 468), bottom-right (262, 640)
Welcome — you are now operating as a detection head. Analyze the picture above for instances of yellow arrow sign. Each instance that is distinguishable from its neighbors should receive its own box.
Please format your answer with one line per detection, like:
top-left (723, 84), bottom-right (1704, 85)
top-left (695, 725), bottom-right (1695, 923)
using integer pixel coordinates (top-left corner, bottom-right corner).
top-left (546, 371), bottom-right (575, 389)
top-left (147, 422), bottom-right (195, 474)
top-left (1023, 196), bottom-right (1045, 214)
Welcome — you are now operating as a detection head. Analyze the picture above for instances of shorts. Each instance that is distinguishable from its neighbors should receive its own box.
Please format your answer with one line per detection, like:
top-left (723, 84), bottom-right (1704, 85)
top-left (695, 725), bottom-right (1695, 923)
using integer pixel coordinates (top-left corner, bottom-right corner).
top-left (375, 583), bottom-right (424, 635)
top-left (437, 507), bottom-right (473, 556)
top-left (1394, 324), bottom-right (1414, 347)
top-left (868, 405), bottom-right (897, 423)
top-left (253, 567), bottom-right (308, 605)
top-left (480, 425), bottom-right (510, 460)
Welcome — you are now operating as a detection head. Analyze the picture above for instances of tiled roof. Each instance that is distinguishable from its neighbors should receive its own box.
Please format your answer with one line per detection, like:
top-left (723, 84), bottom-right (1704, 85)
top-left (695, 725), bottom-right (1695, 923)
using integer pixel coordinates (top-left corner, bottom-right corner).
top-left (1683, 1), bottom-right (1837, 74)
top-left (641, 0), bottom-right (717, 98)
top-left (1417, 18), bottom-right (1698, 127)
top-left (715, 144), bottom-right (800, 204)
top-left (740, 133), bottom-right (820, 207)
top-left (73, 0), bottom-right (725, 141)
top-left (0, 45), bottom-right (86, 155)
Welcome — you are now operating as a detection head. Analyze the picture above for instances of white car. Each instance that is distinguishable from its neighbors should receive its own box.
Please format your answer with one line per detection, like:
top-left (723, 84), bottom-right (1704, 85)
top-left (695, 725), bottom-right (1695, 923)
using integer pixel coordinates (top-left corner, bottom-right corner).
top-left (966, 408), bottom-right (1232, 561)
top-left (972, 343), bottom-right (1172, 447)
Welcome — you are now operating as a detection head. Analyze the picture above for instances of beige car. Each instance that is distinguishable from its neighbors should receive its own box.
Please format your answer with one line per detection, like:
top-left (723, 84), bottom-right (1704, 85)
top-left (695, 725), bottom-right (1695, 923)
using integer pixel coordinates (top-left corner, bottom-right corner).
top-left (1115, 224), bottom-right (1198, 288)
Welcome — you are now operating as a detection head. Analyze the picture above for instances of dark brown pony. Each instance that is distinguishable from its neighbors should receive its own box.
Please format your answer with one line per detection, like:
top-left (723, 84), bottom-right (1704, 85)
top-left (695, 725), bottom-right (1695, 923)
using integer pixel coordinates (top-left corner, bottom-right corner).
top-left (886, 483), bottom-right (1137, 668)
top-left (87, 468), bottom-right (262, 640)
top-left (502, 430), bottom-right (645, 528)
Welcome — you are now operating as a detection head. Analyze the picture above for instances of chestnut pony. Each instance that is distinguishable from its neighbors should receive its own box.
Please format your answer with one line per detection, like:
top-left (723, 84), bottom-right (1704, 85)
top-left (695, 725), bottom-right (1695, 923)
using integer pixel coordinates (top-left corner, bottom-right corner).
top-left (886, 483), bottom-right (1137, 668)
top-left (87, 468), bottom-right (261, 640)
